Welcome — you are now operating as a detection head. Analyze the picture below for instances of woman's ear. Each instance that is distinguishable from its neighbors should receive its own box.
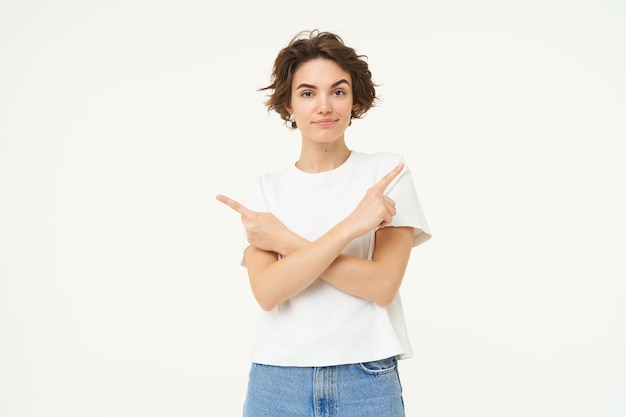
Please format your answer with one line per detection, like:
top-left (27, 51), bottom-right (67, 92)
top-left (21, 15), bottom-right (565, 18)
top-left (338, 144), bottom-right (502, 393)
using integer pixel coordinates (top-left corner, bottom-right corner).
top-left (284, 104), bottom-right (293, 115)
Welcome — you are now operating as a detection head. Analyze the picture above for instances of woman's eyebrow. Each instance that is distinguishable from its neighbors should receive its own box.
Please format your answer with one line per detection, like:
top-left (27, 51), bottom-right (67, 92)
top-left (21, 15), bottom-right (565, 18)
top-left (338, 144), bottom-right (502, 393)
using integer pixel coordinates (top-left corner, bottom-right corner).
top-left (331, 79), bottom-right (350, 88)
top-left (295, 79), bottom-right (350, 90)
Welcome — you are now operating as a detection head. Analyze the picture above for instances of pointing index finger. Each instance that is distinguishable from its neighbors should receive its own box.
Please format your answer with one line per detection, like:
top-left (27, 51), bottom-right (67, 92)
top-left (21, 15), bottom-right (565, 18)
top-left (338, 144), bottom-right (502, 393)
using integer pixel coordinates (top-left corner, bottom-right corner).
top-left (216, 194), bottom-right (252, 216)
top-left (374, 162), bottom-right (404, 192)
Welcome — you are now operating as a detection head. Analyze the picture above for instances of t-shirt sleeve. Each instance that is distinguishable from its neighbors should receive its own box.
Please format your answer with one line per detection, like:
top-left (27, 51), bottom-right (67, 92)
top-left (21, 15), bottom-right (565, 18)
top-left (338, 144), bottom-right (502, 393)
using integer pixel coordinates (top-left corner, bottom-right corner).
top-left (380, 156), bottom-right (432, 247)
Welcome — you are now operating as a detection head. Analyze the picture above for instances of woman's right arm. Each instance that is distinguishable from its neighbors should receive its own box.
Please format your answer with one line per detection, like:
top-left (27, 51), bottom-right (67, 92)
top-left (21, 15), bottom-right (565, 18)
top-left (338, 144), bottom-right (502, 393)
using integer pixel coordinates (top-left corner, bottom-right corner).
top-left (243, 223), bottom-right (354, 311)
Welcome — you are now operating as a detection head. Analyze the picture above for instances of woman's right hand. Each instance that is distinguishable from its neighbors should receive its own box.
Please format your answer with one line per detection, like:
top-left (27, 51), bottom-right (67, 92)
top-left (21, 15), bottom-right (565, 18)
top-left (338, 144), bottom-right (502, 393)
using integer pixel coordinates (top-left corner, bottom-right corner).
top-left (341, 163), bottom-right (403, 238)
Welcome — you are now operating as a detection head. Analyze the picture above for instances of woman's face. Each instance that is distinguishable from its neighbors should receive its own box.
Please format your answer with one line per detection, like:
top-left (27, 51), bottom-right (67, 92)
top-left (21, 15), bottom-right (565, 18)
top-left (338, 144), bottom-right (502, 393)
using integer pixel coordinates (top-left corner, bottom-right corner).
top-left (286, 58), bottom-right (356, 146)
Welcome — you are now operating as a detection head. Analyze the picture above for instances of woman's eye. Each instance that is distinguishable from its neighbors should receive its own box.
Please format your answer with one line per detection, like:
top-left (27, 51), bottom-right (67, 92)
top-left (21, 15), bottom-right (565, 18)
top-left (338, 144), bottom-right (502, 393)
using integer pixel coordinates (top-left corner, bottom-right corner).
top-left (333, 90), bottom-right (346, 96)
top-left (301, 91), bottom-right (313, 97)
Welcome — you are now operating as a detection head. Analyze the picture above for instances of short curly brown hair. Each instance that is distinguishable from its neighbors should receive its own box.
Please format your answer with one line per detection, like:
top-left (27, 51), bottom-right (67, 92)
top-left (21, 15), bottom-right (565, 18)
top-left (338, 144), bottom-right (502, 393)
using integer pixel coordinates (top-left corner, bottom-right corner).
top-left (259, 30), bottom-right (379, 129)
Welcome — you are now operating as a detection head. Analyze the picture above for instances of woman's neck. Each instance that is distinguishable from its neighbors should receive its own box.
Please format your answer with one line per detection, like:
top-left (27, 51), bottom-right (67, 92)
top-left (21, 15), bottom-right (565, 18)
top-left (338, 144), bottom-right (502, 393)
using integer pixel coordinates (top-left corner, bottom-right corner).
top-left (295, 141), bottom-right (351, 173)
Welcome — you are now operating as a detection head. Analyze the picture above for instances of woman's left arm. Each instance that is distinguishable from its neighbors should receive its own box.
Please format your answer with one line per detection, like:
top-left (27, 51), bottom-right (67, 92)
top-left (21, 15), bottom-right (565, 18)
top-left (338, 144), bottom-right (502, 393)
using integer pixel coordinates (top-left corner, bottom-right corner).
top-left (252, 222), bottom-right (414, 307)
top-left (216, 196), bottom-right (415, 307)
top-left (319, 226), bottom-right (414, 307)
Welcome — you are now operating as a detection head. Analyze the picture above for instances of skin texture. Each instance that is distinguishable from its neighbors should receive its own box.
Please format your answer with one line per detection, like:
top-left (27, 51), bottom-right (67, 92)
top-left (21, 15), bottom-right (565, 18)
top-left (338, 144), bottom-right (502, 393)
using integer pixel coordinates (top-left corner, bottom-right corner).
top-left (216, 58), bottom-right (414, 311)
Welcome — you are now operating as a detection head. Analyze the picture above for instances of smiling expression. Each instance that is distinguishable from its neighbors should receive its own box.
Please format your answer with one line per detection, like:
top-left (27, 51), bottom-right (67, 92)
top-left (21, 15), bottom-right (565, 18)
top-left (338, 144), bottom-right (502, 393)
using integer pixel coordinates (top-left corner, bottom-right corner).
top-left (286, 58), bottom-right (356, 146)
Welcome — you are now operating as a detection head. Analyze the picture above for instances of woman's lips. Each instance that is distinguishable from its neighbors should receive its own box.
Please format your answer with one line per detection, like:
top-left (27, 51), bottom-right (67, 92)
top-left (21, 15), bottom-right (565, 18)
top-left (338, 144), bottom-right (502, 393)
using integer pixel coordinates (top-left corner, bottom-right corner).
top-left (314, 119), bottom-right (337, 127)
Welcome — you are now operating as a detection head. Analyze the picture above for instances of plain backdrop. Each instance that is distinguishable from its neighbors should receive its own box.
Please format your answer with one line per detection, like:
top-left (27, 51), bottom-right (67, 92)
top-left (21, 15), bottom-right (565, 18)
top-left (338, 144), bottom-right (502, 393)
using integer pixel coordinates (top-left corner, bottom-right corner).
top-left (1, 1), bottom-right (625, 416)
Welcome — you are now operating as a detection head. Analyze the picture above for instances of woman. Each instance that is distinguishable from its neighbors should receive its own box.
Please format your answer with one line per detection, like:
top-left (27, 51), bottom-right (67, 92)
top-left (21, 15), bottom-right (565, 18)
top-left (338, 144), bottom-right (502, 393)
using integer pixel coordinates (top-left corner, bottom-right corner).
top-left (217, 29), bottom-right (431, 417)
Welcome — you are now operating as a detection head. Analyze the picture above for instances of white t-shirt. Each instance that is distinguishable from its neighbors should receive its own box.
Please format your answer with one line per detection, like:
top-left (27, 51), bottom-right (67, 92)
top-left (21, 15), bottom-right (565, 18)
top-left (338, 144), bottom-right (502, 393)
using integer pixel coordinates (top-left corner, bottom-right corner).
top-left (241, 151), bottom-right (431, 367)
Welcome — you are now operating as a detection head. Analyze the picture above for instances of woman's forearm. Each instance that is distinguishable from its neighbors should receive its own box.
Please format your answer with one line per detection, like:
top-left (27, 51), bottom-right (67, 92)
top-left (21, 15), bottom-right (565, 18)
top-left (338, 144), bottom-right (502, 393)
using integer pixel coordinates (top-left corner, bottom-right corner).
top-left (270, 226), bottom-right (414, 307)
top-left (246, 221), bottom-right (355, 311)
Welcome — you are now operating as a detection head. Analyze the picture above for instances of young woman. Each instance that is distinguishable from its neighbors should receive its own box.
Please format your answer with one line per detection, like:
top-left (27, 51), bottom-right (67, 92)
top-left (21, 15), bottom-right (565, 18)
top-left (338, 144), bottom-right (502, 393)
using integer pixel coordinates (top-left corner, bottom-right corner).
top-left (217, 30), bottom-right (431, 417)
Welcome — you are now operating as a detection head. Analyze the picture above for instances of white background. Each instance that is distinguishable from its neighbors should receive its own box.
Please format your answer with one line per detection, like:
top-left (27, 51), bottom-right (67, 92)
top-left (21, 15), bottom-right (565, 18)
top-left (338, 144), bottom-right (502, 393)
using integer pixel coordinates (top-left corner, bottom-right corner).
top-left (1, 1), bottom-right (625, 416)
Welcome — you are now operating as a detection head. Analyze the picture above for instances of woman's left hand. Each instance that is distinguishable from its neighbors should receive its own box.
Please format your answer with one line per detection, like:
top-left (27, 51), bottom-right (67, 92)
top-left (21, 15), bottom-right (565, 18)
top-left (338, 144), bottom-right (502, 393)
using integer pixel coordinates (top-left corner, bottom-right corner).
top-left (216, 194), bottom-right (296, 255)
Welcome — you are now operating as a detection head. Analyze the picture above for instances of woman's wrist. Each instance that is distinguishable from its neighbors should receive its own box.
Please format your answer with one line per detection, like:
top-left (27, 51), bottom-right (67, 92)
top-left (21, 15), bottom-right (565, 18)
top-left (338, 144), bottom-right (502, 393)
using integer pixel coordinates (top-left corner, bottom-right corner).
top-left (280, 233), bottom-right (309, 256)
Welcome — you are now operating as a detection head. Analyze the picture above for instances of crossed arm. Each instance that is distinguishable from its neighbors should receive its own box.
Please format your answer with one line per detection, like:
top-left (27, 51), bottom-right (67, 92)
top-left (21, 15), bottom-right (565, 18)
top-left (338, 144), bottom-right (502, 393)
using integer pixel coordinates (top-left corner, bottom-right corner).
top-left (216, 163), bottom-right (414, 311)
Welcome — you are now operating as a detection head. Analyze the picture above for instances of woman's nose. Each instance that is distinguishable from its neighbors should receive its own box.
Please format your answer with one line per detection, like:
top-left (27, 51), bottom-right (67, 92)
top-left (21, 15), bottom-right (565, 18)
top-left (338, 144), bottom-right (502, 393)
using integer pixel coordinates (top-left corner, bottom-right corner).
top-left (317, 96), bottom-right (332, 113)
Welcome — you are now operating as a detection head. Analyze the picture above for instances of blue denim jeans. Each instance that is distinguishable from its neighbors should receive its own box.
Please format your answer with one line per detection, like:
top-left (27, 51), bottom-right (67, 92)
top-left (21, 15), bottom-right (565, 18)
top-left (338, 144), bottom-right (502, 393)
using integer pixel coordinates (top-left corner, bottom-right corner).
top-left (243, 356), bottom-right (405, 417)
